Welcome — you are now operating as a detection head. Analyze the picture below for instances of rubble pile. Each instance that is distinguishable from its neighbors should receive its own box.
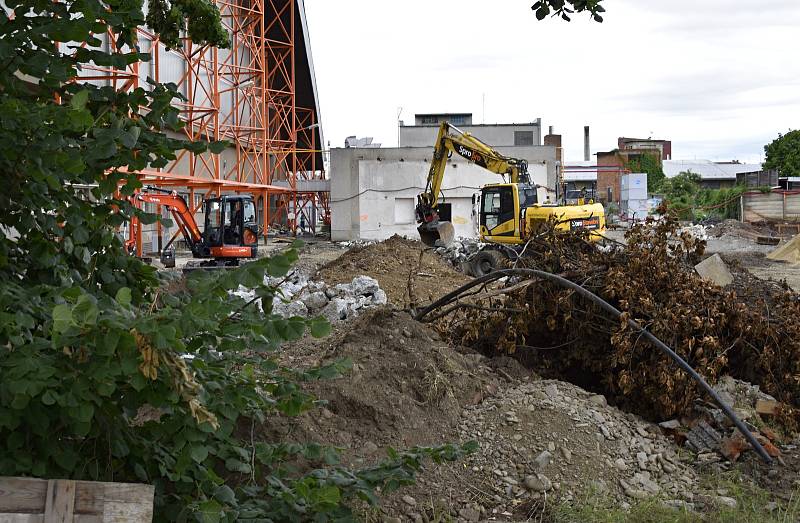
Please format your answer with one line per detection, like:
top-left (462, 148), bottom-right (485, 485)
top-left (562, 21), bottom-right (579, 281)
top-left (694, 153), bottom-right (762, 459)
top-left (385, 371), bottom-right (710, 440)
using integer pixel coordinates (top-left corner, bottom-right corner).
top-left (434, 237), bottom-right (484, 267)
top-left (438, 216), bottom-right (800, 429)
top-left (678, 223), bottom-right (709, 241)
top-left (234, 273), bottom-right (388, 323)
top-left (317, 235), bottom-right (470, 306)
top-left (448, 380), bottom-right (699, 515)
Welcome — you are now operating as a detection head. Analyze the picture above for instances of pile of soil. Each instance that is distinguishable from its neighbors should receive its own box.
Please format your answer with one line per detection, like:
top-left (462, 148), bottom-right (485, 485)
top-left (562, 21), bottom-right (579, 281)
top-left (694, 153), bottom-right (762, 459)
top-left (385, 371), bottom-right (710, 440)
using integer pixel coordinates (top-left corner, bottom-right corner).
top-left (316, 235), bottom-right (469, 307)
top-left (276, 307), bottom-right (506, 458)
top-left (274, 308), bottom-right (698, 521)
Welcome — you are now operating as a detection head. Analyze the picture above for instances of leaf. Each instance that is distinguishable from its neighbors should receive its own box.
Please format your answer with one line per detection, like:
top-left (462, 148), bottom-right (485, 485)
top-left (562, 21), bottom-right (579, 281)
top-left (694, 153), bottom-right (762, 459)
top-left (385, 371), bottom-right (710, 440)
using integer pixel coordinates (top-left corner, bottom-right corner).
top-left (52, 304), bottom-right (73, 334)
top-left (111, 437), bottom-right (129, 457)
top-left (134, 463), bottom-right (148, 482)
top-left (224, 458), bottom-right (251, 474)
top-left (314, 485), bottom-right (341, 507)
top-left (197, 500), bottom-right (222, 523)
top-left (41, 390), bottom-right (58, 406)
top-left (71, 89), bottom-right (89, 110)
top-left (213, 484), bottom-right (237, 506)
top-left (309, 317), bottom-right (331, 339)
top-left (73, 294), bottom-right (98, 326)
top-left (208, 140), bottom-right (228, 154)
top-left (190, 445), bottom-right (209, 463)
top-left (119, 126), bottom-right (141, 148)
top-left (266, 254), bottom-right (291, 277)
top-left (74, 403), bottom-right (94, 423)
top-left (116, 287), bottom-right (132, 307)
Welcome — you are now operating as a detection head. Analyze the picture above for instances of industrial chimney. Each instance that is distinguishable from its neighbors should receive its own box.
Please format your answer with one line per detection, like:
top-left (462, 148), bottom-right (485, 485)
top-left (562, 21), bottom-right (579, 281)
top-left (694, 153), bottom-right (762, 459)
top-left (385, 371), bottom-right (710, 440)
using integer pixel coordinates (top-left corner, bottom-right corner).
top-left (583, 126), bottom-right (590, 162)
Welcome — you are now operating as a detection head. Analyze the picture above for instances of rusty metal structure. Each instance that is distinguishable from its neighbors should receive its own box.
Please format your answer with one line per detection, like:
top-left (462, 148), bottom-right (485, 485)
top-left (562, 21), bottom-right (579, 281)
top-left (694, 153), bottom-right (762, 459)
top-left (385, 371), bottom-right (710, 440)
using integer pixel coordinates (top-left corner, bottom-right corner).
top-left (74, 0), bottom-right (327, 255)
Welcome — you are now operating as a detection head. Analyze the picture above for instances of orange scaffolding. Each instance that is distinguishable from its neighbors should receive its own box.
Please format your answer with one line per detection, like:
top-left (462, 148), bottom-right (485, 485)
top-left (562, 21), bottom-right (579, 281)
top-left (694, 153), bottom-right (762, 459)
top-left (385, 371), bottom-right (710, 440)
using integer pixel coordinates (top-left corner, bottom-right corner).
top-left (75, 0), bottom-right (327, 255)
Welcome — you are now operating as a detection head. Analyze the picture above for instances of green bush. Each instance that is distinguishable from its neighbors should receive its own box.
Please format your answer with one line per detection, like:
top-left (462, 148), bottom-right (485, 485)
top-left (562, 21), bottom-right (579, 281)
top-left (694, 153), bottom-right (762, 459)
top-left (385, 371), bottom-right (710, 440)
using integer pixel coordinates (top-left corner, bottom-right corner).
top-left (660, 171), bottom-right (744, 221)
top-left (0, 0), bottom-right (474, 519)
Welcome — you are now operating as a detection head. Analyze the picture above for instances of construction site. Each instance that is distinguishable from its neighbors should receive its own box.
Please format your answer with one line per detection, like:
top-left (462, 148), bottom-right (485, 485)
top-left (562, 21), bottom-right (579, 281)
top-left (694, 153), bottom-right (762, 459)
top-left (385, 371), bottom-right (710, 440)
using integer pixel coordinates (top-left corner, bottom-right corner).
top-left (5, 0), bottom-right (800, 521)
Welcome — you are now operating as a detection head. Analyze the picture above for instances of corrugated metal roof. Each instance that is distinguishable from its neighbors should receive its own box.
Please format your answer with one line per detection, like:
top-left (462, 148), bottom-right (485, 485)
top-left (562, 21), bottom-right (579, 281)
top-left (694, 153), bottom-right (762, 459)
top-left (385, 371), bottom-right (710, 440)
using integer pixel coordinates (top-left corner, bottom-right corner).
top-left (663, 160), bottom-right (761, 180)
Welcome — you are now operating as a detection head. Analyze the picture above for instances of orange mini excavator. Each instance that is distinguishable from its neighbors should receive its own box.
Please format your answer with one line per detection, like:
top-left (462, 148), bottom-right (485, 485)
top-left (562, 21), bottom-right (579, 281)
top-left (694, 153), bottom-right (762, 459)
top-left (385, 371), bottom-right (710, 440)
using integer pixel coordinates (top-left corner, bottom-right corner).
top-left (131, 186), bottom-right (260, 268)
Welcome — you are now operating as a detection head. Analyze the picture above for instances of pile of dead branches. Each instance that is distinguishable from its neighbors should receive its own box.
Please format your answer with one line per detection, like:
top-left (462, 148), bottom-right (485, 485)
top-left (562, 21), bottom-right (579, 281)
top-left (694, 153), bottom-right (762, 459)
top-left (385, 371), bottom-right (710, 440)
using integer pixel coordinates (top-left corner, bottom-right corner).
top-left (431, 217), bottom-right (800, 429)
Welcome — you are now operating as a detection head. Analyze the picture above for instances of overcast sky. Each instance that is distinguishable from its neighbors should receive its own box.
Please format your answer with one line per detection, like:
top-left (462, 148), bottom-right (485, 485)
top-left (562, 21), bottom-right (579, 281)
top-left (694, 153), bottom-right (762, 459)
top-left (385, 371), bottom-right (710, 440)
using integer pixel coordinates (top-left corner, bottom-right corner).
top-left (304, 0), bottom-right (800, 164)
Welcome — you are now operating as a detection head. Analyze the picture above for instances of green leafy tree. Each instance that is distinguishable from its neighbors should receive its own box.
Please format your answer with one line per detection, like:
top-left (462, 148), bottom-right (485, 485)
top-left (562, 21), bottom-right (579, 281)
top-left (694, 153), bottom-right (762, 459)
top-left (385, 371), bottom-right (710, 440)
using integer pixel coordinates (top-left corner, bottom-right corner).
top-left (764, 130), bottom-right (800, 178)
top-left (661, 171), bottom-right (744, 221)
top-left (0, 0), bottom-right (473, 519)
top-left (531, 0), bottom-right (605, 22)
top-left (627, 153), bottom-right (666, 193)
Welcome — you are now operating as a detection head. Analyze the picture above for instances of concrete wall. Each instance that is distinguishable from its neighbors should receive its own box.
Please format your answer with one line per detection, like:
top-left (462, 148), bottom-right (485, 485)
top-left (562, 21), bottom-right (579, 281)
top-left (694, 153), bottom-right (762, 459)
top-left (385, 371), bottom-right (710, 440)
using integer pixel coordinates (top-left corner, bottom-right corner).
top-left (331, 146), bottom-right (557, 241)
top-left (399, 121), bottom-right (542, 149)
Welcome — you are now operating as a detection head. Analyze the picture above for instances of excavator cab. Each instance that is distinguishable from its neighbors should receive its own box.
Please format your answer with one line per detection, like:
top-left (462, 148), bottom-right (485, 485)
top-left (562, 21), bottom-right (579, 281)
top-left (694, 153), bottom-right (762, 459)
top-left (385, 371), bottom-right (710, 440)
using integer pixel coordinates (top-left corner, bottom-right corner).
top-left (201, 195), bottom-right (260, 260)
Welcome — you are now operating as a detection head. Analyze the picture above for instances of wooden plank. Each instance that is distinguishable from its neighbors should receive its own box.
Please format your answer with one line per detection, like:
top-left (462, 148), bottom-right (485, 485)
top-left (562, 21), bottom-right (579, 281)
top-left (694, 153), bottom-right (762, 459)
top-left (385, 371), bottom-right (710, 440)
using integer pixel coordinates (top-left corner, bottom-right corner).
top-left (2, 478), bottom-right (153, 523)
top-left (44, 480), bottom-right (75, 523)
top-left (72, 485), bottom-right (101, 515)
top-left (102, 500), bottom-right (153, 523)
top-left (0, 478), bottom-right (47, 512)
top-left (0, 515), bottom-right (45, 523)
top-left (74, 482), bottom-right (152, 514)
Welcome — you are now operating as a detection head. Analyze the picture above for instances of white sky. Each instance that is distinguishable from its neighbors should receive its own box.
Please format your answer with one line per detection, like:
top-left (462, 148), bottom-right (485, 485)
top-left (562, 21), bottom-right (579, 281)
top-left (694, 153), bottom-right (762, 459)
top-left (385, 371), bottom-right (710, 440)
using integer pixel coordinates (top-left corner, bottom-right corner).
top-left (304, 0), bottom-right (800, 164)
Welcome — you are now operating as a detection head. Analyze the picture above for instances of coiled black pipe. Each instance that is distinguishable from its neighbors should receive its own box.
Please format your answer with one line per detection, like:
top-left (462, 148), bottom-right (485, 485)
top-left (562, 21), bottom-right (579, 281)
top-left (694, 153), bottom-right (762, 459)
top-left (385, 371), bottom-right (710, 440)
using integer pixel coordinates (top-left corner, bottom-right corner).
top-left (414, 268), bottom-right (773, 464)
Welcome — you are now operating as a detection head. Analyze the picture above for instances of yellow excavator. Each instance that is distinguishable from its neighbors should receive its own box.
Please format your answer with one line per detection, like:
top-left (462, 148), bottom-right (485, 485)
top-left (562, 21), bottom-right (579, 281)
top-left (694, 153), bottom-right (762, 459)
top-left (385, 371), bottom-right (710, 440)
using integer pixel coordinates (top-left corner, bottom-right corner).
top-left (416, 122), bottom-right (605, 275)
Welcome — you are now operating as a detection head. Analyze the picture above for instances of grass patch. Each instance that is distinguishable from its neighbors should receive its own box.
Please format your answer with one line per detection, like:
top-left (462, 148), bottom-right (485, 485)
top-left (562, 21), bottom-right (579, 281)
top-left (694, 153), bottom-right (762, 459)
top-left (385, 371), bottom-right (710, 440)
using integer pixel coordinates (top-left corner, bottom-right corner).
top-left (552, 472), bottom-right (800, 523)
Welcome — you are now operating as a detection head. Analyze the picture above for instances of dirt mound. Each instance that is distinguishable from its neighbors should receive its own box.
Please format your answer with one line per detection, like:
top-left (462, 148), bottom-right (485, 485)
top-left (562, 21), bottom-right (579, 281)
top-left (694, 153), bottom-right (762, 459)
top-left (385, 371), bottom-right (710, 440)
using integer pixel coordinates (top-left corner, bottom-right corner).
top-left (275, 308), bottom-right (696, 521)
top-left (277, 307), bottom-right (508, 455)
top-left (316, 235), bottom-right (470, 307)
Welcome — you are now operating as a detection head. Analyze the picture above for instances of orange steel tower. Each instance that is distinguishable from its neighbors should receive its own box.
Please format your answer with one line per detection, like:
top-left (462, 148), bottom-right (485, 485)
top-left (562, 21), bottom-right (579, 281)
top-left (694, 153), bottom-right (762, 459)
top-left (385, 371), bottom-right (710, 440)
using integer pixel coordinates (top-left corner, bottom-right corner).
top-left (74, 0), bottom-right (327, 254)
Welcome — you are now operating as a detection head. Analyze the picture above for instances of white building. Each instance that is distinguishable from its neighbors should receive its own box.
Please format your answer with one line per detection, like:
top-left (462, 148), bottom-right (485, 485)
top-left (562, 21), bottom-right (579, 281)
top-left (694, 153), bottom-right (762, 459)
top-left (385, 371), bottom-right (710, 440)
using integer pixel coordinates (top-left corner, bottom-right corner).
top-left (330, 145), bottom-right (557, 241)
top-left (399, 113), bottom-right (543, 149)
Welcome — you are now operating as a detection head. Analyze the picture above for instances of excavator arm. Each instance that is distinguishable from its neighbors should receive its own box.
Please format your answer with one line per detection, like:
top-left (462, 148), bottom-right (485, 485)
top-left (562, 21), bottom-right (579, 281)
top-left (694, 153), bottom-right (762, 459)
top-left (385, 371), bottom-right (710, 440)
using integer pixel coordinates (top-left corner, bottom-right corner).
top-left (135, 187), bottom-right (203, 250)
top-left (416, 122), bottom-right (529, 246)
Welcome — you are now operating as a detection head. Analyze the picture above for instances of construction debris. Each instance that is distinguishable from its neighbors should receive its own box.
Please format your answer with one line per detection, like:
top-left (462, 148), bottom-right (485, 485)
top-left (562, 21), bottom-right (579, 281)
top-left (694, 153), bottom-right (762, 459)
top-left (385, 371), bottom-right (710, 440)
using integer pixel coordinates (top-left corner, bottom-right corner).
top-left (431, 216), bottom-right (800, 430)
top-left (694, 253), bottom-right (734, 287)
top-left (434, 237), bottom-right (485, 267)
top-left (234, 273), bottom-right (388, 322)
top-left (317, 235), bottom-right (470, 306)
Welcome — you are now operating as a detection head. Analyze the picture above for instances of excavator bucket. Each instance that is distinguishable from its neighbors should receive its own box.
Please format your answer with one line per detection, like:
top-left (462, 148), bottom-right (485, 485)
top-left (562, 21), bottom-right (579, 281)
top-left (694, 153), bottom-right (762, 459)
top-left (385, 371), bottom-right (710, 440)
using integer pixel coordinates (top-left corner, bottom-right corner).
top-left (418, 220), bottom-right (455, 247)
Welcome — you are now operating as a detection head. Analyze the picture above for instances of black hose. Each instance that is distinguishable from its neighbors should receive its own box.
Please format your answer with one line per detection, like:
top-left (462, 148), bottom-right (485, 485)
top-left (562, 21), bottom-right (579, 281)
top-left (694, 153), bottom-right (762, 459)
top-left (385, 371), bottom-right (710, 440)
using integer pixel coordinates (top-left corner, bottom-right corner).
top-left (414, 268), bottom-right (773, 464)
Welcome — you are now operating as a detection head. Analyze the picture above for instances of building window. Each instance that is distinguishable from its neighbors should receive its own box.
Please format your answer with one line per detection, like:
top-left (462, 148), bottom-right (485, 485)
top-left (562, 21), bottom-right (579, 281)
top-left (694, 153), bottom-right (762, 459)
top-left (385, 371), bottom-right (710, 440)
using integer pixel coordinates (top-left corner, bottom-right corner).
top-left (450, 115), bottom-right (466, 126)
top-left (514, 131), bottom-right (534, 146)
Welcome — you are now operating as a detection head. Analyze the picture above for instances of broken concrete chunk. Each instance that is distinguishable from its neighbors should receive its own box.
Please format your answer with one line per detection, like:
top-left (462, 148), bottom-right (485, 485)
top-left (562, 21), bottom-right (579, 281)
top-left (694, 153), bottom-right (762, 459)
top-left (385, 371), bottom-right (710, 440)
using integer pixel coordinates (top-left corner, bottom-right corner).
top-left (694, 254), bottom-right (734, 287)
top-left (320, 297), bottom-right (353, 322)
top-left (272, 299), bottom-right (308, 319)
top-left (372, 288), bottom-right (388, 305)
top-left (350, 275), bottom-right (380, 296)
top-left (302, 291), bottom-right (329, 310)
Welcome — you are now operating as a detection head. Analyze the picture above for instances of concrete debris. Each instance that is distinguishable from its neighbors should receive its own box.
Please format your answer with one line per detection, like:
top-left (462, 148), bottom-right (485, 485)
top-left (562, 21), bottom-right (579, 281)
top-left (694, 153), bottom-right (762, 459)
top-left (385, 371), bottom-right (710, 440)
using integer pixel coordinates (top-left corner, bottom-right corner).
top-left (679, 223), bottom-right (709, 241)
top-left (336, 239), bottom-right (376, 249)
top-left (694, 253), bottom-right (734, 287)
top-left (434, 237), bottom-right (485, 267)
top-left (237, 272), bottom-right (388, 321)
top-left (456, 379), bottom-right (698, 507)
